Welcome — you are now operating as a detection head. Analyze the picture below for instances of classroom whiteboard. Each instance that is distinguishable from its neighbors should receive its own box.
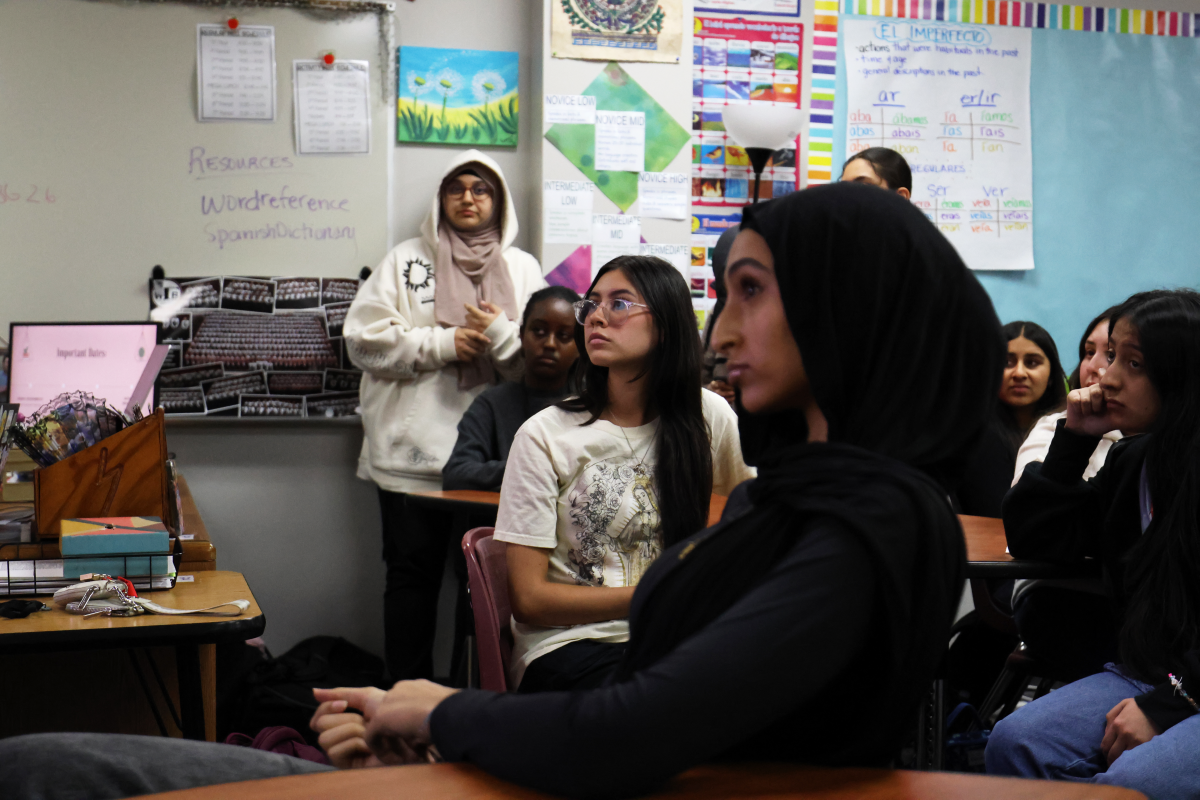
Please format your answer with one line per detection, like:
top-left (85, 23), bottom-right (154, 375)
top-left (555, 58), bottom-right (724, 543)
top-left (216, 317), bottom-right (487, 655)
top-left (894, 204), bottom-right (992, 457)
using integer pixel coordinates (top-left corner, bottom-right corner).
top-left (834, 22), bottom-right (1200, 354)
top-left (0, 0), bottom-right (392, 336)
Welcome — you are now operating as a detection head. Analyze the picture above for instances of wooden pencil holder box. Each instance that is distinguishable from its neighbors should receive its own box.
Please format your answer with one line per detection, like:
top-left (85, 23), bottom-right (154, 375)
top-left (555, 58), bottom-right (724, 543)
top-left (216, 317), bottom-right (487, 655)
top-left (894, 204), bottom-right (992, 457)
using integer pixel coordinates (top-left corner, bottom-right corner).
top-left (33, 409), bottom-right (170, 539)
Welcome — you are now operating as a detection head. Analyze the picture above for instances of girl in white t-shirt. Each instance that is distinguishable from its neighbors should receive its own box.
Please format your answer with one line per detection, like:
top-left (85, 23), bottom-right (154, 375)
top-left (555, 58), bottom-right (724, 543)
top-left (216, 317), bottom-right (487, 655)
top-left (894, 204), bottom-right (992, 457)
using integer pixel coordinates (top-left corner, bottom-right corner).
top-left (495, 255), bottom-right (755, 691)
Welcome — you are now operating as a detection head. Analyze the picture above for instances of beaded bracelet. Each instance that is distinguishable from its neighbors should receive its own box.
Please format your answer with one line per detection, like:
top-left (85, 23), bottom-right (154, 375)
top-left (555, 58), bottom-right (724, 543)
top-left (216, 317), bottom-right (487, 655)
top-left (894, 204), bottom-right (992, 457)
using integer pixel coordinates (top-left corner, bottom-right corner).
top-left (1168, 673), bottom-right (1200, 713)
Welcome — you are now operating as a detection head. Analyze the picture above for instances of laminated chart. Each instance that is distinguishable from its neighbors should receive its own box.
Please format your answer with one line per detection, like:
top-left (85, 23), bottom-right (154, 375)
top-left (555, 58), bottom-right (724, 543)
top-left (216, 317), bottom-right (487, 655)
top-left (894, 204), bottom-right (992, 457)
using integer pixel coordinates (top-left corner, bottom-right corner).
top-left (842, 19), bottom-right (1033, 271)
top-left (692, 16), bottom-right (804, 208)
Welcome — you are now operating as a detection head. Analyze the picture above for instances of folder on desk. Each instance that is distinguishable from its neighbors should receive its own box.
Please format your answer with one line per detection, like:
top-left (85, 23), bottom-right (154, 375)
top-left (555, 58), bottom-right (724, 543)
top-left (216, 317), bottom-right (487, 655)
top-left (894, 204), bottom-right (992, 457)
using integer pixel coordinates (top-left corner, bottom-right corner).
top-left (60, 517), bottom-right (169, 556)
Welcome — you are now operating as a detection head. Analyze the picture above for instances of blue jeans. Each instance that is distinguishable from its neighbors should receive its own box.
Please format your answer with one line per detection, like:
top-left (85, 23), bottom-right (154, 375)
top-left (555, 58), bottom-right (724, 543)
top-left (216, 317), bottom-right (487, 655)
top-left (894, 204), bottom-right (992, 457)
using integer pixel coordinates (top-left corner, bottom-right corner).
top-left (986, 664), bottom-right (1200, 800)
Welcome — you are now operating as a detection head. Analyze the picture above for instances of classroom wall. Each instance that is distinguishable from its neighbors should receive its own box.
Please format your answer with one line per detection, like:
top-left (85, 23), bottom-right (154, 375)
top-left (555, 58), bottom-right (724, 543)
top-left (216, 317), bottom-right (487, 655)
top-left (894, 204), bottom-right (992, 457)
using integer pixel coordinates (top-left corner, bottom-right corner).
top-left (391, 0), bottom-right (541, 257)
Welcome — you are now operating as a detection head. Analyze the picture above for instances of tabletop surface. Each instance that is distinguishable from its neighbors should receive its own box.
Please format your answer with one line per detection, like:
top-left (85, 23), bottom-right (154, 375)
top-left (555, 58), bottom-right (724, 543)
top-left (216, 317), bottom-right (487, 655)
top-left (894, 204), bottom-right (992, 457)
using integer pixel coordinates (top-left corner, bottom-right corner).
top-left (0, 570), bottom-right (262, 648)
top-left (960, 515), bottom-right (1011, 563)
top-left (137, 761), bottom-right (1147, 800)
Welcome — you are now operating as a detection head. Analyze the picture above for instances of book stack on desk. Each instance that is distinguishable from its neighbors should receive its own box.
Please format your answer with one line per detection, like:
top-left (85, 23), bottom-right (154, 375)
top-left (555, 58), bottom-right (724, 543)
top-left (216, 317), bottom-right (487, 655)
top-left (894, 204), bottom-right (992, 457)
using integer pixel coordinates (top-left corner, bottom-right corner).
top-left (0, 516), bottom-right (176, 595)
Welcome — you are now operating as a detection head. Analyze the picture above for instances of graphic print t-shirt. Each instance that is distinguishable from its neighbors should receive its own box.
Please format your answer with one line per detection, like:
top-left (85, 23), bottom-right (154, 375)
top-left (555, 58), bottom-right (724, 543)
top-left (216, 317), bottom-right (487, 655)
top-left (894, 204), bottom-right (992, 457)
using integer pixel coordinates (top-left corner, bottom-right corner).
top-left (494, 389), bottom-right (754, 686)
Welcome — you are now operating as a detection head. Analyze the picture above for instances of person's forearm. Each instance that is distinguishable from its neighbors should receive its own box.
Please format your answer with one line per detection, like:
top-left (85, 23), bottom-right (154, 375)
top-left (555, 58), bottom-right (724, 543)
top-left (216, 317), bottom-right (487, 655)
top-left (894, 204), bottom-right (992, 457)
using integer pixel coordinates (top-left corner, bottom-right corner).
top-left (511, 583), bottom-right (635, 627)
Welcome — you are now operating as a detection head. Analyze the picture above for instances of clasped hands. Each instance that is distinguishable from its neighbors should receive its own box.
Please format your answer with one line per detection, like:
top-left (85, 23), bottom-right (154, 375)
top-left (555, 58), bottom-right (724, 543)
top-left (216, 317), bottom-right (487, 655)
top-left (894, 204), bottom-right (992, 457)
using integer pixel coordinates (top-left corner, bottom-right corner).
top-left (454, 300), bottom-right (501, 362)
top-left (309, 680), bottom-right (460, 770)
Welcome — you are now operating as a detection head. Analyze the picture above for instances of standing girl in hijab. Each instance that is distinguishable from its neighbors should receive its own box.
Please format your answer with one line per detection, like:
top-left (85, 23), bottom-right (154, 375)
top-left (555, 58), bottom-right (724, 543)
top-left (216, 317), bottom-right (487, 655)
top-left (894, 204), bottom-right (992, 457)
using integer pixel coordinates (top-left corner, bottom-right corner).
top-left (345, 151), bottom-right (545, 680)
top-left (301, 183), bottom-right (1003, 797)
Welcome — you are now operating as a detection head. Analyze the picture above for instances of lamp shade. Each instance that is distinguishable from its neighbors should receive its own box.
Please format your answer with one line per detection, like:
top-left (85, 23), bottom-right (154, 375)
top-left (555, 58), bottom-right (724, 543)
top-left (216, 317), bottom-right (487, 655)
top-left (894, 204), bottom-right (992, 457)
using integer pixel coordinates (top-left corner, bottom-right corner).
top-left (721, 106), bottom-right (806, 150)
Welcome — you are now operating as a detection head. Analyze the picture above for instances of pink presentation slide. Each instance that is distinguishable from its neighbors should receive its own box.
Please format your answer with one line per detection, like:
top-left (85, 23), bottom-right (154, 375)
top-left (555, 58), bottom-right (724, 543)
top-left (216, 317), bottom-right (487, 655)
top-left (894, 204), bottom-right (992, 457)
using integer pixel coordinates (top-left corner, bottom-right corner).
top-left (9, 324), bottom-right (159, 416)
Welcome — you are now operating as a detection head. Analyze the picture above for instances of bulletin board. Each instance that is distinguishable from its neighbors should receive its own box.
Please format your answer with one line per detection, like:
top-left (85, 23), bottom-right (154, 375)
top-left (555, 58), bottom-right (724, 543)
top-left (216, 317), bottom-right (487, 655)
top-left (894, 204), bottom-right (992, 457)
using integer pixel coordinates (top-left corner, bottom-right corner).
top-left (0, 0), bottom-right (393, 338)
top-left (817, 1), bottom-right (1200, 354)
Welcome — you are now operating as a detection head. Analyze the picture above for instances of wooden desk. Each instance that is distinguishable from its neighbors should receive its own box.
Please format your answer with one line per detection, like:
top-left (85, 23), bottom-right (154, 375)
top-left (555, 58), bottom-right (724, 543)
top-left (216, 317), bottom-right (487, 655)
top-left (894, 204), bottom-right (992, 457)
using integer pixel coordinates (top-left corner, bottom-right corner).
top-left (0, 571), bottom-right (262, 741)
top-left (138, 761), bottom-right (1147, 800)
top-left (410, 491), bottom-right (730, 529)
top-left (960, 515), bottom-right (1098, 580)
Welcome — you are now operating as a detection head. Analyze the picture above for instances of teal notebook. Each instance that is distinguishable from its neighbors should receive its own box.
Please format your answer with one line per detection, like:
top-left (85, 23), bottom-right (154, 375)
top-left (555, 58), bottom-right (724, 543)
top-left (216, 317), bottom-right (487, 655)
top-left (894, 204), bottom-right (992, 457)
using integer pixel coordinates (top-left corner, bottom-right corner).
top-left (62, 555), bottom-right (173, 580)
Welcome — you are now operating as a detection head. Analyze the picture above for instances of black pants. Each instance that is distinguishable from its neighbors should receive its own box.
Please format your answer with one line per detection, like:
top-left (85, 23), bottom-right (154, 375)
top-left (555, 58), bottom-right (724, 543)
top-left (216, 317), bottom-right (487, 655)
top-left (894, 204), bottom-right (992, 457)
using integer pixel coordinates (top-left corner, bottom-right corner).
top-left (1014, 585), bottom-right (1120, 683)
top-left (517, 640), bottom-right (628, 693)
top-left (377, 489), bottom-right (489, 682)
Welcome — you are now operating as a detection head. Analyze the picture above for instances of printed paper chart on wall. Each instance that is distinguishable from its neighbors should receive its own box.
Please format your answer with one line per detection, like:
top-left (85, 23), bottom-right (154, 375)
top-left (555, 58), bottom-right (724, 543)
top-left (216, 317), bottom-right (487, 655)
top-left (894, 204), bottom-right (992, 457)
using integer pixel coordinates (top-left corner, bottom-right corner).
top-left (843, 19), bottom-right (1034, 271)
top-left (545, 62), bottom-right (691, 212)
top-left (692, 16), bottom-right (804, 210)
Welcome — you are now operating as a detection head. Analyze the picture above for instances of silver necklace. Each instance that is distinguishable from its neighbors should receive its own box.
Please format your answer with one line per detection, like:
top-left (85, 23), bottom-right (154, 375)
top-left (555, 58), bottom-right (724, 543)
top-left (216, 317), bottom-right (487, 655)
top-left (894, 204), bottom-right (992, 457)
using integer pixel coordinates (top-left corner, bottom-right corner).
top-left (618, 421), bottom-right (652, 475)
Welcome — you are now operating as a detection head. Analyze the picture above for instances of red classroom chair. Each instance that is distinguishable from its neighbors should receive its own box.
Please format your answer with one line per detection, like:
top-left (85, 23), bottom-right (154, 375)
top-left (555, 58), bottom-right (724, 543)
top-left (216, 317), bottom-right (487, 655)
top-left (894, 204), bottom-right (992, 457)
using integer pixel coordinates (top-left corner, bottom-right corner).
top-left (461, 527), bottom-right (513, 692)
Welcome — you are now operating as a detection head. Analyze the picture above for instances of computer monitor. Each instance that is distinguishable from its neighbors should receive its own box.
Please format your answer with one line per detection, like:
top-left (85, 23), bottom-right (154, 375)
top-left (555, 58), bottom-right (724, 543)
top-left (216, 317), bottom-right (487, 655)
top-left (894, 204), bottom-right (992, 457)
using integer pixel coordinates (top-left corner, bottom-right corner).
top-left (6, 322), bottom-right (162, 418)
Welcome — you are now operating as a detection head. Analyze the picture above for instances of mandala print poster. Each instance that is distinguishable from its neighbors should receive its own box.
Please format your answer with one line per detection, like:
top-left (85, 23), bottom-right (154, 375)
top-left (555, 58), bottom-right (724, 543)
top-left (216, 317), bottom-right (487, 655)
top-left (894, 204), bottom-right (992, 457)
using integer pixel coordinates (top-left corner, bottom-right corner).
top-left (552, 0), bottom-right (684, 63)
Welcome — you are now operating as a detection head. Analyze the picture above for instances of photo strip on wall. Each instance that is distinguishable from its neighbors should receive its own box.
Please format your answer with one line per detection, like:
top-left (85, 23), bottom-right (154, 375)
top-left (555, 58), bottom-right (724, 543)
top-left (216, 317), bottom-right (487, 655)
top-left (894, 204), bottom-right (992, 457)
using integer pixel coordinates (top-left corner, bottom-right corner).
top-left (148, 275), bottom-right (363, 418)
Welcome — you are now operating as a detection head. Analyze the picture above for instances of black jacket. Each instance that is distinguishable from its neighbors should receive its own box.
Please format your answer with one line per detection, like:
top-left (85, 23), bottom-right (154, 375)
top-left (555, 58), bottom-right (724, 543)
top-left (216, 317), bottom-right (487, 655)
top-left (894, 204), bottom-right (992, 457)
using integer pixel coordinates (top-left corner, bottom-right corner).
top-left (442, 382), bottom-right (566, 492)
top-left (1003, 420), bottom-right (1199, 731)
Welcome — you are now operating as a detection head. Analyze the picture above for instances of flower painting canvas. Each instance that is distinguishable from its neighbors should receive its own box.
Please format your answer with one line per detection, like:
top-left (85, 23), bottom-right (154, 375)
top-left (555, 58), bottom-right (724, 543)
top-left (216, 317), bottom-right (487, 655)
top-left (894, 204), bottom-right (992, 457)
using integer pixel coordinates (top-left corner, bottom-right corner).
top-left (397, 47), bottom-right (519, 147)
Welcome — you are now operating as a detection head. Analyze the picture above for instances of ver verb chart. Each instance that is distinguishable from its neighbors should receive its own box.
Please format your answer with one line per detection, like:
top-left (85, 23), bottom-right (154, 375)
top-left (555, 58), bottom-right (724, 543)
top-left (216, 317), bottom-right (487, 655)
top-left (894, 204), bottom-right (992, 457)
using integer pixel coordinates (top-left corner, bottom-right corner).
top-left (843, 18), bottom-right (1034, 271)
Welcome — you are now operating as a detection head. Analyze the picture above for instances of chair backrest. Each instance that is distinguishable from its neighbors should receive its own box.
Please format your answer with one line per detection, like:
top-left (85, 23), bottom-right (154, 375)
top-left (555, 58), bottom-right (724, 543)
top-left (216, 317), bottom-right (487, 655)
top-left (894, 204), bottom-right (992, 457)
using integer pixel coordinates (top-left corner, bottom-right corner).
top-left (461, 526), bottom-right (512, 692)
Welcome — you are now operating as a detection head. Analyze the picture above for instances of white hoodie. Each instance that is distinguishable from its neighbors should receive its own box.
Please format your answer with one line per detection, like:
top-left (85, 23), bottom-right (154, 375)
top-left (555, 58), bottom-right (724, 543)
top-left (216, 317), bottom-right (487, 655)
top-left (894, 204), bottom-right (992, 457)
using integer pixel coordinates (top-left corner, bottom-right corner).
top-left (345, 151), bottom-right (546, 493)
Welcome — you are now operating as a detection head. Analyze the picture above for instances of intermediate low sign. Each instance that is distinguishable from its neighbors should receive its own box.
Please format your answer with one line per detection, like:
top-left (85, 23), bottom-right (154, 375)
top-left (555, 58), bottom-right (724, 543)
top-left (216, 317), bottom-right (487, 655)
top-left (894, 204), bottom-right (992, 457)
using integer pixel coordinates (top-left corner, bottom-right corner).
top-left (843, 19), bottom-right (1034, 271)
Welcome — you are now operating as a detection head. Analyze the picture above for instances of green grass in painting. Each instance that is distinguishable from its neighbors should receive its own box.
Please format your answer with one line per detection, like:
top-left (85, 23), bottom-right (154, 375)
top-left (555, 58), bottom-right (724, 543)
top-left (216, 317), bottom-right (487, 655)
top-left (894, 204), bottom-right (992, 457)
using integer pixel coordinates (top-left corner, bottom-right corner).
top-left (397, 92), bottom-right (518, 147)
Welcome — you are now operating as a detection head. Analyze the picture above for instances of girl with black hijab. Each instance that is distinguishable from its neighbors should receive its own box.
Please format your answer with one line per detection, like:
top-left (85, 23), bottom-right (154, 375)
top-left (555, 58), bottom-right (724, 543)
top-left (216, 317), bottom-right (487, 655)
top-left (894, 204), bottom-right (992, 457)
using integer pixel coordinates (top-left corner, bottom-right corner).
top-left (0, 184), bottom-right (1003, 800)
top-left (303, 183), bottom-right (1003, 797)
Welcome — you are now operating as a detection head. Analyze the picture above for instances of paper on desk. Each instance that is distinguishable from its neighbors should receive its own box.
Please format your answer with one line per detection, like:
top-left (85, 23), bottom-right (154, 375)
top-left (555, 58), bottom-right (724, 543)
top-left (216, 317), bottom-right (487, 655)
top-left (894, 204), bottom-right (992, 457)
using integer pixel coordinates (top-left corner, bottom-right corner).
top-left (196, 24), bottom-right (276, 122)
top-left (293, 60), bottom-right (371, 155)
top-left (543, 180), bottom-right (594, 244)
top-left (592, 214), bottom-right (641, 275)
top-left (595, 111), bottom-right (645, 172)
top-left (638, 172), bottom-right (690, 220)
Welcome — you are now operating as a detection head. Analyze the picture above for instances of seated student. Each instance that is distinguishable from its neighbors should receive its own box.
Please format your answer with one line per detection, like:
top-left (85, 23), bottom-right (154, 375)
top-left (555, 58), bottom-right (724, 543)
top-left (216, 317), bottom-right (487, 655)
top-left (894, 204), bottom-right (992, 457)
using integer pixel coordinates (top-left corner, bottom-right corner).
top-left (442, 285), bottom-right (581, 491)
top-left (988, 289), bottom-right (1200, 799)
top-left (0, 184), bottom-right (1003, 800)
top-left (957, 321), bottom-right (1068, 518)
top-left (498, 255), bottom-right (754, 692)
top-left (840, 146), bottom-right (912, 199)
top-left (701, 225), bottom-right (737, 407)
top-left (1012, 307), bottom-right (1126, 485)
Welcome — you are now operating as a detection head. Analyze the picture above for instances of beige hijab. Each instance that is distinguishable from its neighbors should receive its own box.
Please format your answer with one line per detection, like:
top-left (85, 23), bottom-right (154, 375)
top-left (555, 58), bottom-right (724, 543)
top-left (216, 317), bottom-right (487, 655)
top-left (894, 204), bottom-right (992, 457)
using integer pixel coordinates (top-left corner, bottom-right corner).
top-left (434, 165), bottom-right (519, 389)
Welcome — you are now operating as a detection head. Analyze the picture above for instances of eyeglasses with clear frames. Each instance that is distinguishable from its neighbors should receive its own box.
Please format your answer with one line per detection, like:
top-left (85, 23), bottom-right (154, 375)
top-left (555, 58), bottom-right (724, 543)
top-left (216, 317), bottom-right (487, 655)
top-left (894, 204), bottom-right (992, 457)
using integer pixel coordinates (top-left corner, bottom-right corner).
top-left (572, 298), bottom-right (650, 326)
top-left (445, 182), bottom-right (494, 199)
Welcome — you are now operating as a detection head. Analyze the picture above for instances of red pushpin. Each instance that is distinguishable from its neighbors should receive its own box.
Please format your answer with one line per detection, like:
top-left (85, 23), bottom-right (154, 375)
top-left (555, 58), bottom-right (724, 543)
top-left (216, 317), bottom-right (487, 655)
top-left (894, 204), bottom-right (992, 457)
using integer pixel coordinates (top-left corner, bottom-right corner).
top-left (227, 17), bottom-right (239, 30)
top-left (322, 52), bottom-right (335, 66)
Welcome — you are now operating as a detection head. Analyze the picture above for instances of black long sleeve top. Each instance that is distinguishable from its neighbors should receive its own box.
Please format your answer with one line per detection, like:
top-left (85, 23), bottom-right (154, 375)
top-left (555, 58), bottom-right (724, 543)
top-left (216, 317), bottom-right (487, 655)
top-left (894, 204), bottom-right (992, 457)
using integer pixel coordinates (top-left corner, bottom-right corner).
top-left (1003, 420), bottom-right (1199, 731)
top-left (429, 495), bottom-right (885, 800)
top-left (442, 382), bottom-right (566, 492)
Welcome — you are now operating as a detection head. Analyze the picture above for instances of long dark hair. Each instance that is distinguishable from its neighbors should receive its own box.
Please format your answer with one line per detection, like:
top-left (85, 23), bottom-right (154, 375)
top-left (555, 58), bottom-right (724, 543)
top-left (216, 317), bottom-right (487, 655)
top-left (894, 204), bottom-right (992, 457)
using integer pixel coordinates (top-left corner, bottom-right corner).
top-left (843, 147), bottom-right (912, 192)
top-left (561, 255), bottom-right (712, 548)
top-left (997, 320), bottom-right (1068, 449)
top-left (1113, 289), bottom-right (1200, 681)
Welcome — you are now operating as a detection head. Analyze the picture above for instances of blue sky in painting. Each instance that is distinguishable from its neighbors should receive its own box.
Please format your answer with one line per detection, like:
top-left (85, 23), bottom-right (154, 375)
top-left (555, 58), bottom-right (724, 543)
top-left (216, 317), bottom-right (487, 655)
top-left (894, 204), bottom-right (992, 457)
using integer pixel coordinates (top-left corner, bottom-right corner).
top-left (398, 47), bottom-right (519, 109)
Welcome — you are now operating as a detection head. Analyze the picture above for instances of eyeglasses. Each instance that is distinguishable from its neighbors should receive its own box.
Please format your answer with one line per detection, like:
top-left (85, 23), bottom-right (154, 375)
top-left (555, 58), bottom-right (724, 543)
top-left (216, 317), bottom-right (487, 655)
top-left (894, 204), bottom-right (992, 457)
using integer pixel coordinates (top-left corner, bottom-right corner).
top-left (572, 298), bottom-right (650, 326)
top-left (445, 182), bottom-right (494, 199)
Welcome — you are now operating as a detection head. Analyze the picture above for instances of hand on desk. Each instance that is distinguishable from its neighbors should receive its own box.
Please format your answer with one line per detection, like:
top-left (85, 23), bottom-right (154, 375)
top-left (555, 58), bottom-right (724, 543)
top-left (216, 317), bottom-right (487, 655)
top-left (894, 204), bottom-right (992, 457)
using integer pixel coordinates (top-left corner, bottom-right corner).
top-left (312, 681), bottom-right (460, 769)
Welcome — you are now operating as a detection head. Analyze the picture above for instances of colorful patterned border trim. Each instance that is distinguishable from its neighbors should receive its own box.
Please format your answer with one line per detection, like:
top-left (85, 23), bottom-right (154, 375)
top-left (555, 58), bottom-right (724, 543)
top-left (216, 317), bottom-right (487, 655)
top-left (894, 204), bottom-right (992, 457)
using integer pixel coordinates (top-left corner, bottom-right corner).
top-left (805, 1), bottom-right (1196, 186)
top-left (841, 0), bottom-right (1197, 35)
top-left (806, 0), bottom-right (840, 184)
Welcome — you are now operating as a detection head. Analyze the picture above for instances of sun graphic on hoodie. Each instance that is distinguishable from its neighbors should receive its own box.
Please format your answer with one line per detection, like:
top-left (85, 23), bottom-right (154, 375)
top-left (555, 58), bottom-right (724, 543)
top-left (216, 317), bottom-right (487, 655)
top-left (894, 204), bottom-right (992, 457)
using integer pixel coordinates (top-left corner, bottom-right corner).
top-left (404, 258), bottom-right (433, 292)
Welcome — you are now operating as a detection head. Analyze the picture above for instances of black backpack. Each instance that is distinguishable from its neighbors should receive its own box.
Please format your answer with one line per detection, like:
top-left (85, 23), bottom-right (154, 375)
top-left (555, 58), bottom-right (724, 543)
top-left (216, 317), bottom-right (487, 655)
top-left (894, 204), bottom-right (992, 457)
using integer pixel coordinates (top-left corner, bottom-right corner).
top-left (218, 636), bottom-right (390, 745)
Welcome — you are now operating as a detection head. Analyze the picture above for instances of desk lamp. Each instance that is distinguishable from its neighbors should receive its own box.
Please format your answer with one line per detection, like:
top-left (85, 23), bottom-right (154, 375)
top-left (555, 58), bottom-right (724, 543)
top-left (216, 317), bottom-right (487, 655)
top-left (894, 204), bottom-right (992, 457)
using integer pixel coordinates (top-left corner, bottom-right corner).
top-left (721, 106), bottom-right (806, 203)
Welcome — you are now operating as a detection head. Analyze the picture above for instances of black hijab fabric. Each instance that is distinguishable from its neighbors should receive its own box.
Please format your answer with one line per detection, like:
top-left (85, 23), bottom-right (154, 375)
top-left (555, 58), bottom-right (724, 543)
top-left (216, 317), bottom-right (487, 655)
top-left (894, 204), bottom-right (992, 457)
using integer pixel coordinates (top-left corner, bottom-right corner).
top-left (617, 183), bottom-right (1004, 763)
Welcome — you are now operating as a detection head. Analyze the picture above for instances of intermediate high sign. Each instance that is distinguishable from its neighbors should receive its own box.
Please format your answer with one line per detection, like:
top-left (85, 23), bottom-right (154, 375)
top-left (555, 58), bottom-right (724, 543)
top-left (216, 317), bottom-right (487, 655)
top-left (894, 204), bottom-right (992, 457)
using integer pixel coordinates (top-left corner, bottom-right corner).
top-left (843, 19), bottom-right (1034, 271)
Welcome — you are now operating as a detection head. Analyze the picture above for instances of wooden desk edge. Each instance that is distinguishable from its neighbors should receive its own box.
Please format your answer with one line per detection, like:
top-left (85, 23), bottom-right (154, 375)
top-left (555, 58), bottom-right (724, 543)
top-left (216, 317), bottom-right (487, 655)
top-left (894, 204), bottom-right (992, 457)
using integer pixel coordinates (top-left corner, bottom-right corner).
top-left (135, 761), bottom-right (1148, 800)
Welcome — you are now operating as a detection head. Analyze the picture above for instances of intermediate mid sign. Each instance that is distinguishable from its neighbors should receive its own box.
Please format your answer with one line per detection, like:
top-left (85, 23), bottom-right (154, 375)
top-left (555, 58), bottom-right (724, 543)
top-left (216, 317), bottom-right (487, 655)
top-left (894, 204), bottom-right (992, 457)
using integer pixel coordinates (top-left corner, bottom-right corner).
top-left (843, 19), bottom-right (1034, 271)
